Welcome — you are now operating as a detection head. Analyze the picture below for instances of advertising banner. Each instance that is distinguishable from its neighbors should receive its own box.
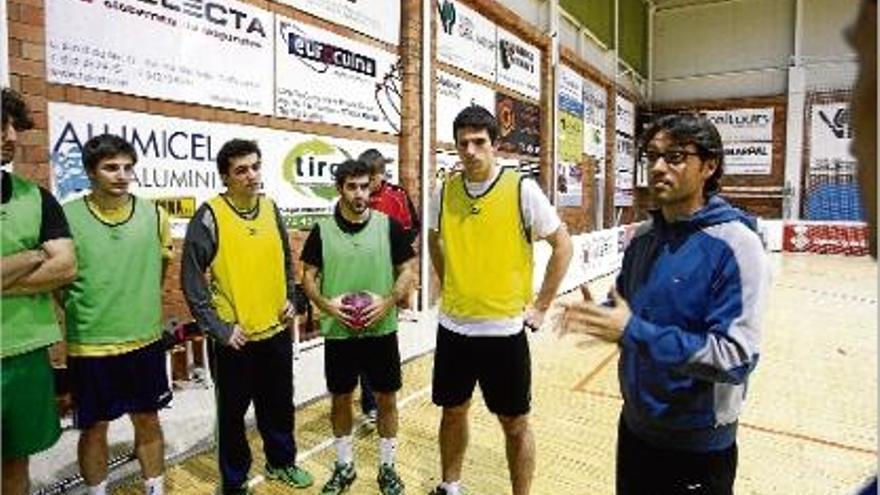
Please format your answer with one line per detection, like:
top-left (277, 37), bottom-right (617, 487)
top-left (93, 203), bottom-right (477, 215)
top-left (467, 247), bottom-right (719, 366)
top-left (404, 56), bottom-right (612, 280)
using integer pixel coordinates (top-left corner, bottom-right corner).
top-left (279, 0), bottom-right (401, 45)
top-left (436, 70), bottom-right (496, 144)
top-left (614, 134), bottom-right (635, 207)
top-left (495, 26), bottom-right (541, 101)
top-left (276, 16), bottom-right (401, 134)
top-left (556, 161), bottom-right (582, 207)
top-left (614, 95), bottom-right (635, 207)
top-left (49, 103), bottom-right (397, 235)
top-left (703, 107), bottom-right (774, 142)
top-left (583, 78), bottom-right (607, 161)
top-left (723, 141), bottom-right (773, 175)
top-left (46, 0), bottom-right (274, 114)
top-left (495, 93), bottom-right (540, 157)
top-left (436, 0), bottom-right (497, 82)
top-left (782, 221), bottom-right (869, 256)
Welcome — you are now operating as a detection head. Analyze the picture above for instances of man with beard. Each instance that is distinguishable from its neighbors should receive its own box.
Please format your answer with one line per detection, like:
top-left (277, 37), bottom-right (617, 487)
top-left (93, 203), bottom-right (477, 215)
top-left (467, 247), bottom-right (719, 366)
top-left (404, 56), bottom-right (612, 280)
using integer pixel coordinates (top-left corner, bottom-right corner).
top-left (301, 159), bottom-right (416, 495)
top-left (562, 113), bottom-right (769, 495)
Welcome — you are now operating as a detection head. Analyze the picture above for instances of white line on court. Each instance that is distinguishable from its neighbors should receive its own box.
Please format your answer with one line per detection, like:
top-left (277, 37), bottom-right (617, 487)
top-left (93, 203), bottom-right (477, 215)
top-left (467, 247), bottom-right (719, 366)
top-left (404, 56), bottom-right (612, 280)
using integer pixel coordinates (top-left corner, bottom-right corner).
top-left (247, 385), bottom-right (432, 488)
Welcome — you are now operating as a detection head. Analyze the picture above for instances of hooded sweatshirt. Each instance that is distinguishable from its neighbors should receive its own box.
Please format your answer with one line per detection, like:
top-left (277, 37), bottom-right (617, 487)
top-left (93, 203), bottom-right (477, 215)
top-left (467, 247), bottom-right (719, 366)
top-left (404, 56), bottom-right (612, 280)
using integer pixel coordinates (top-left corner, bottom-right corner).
top-left (616, 195), bottom-right (769, 452)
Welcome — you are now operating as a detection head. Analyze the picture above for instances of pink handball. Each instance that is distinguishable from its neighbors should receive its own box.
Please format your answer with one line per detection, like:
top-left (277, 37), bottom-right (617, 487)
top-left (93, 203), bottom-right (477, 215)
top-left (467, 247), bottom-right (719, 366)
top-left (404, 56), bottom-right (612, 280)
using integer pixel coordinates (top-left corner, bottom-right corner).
top-left (341, 291), bottom-right (374, 329)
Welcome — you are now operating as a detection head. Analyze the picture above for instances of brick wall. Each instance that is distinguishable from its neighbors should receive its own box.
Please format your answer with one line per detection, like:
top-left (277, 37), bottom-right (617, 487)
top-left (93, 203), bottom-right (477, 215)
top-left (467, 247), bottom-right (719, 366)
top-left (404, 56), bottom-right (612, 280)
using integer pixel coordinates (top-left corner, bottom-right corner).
top-left (6, 0), bottom-right (422, 322)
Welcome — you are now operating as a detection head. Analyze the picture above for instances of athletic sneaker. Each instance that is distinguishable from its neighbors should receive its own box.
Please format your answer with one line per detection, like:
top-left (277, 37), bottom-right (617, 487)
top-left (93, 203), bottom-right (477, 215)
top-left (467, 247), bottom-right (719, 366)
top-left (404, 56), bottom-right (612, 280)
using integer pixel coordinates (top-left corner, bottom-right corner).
top-left (428, 485), bottom-right (463, 495)
top-left (366, 409), bottom-right (378, 424)
top-left (320, 462), bottom-right (357, 494)
top-left (265, 463), bottom-right (314, 488)
top-left (377, 464), bottom-right (405, 495)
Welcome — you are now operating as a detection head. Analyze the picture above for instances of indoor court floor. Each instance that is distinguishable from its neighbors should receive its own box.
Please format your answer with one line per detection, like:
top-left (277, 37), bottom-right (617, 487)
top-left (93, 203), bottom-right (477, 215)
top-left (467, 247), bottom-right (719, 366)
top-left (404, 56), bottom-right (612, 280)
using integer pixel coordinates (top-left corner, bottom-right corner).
top-left (112, 253), bottom-right (877, 495)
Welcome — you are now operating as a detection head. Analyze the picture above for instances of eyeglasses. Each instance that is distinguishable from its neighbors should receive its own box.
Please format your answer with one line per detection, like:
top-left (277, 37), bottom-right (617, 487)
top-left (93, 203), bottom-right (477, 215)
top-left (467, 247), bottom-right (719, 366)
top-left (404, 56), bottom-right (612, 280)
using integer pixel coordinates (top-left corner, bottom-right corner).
top-left (641, 149), bottom-right (701, 165)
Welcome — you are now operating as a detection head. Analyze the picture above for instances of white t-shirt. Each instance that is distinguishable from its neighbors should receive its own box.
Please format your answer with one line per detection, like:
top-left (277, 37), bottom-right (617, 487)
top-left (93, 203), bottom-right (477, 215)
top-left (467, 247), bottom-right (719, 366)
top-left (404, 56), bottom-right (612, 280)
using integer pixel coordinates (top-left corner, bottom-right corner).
top-left (429, 166), bottom-right (562, 337)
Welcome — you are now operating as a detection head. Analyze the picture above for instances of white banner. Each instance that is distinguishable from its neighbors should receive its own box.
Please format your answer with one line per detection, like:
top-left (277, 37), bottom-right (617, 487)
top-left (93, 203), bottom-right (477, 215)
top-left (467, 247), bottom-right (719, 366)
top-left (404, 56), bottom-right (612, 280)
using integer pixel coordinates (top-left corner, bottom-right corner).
top-left (614, 133), bottom-right (635, 207)
top-left (48, 103), bottom-right (397, 234)
top-left (437, 0), bottom-right (497, 82)
top-left (583, 78), bottom-right (607, 162)
top-left (436, 71), bottom-right (495, 144)
top-left (46, 0), bottom-right (274, 115)
top-left (809, 102), bottom-right (853, 161)
top-left (279, 0), bottom-right (400, 46)
top-left (275, 17), bottom-right (401, 134)
top-left (615, 94), bottom-right (635, 138)
top-left (723, 141), bottom-right (773, 175)
top-left (495, 27), bottom-right (541, 101)
top-left (703, 107), bottom-right (774, 142)
top-left (558, 65), bottom-right (583, 115)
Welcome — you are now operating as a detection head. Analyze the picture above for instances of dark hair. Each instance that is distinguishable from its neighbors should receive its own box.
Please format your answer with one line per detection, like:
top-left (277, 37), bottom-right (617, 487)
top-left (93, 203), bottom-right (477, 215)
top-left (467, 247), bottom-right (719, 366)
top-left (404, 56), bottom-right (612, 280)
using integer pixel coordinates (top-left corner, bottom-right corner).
top-left (333, 159), bottom-right (372, 188)
top-left (642, 113), bottom-right (725, 197)
top-left (217, 139), bottom-right (261, 175)
top-left (453, 105), bottom-right (498, 144)
top-left (2, 88), bottom-right (34, 132)
top-left (82, 134), bottom-right (138, 172)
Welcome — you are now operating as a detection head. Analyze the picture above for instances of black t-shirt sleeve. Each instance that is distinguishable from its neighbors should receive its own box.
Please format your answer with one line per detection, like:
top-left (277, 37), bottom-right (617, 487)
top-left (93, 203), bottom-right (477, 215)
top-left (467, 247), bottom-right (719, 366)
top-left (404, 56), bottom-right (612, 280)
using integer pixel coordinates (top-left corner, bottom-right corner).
top-left (389, 218), bottom-right (416, 266)
top-left (300, 224), bottom-right (323, 269)
top-left (38, 187), bottom-right (71, 243)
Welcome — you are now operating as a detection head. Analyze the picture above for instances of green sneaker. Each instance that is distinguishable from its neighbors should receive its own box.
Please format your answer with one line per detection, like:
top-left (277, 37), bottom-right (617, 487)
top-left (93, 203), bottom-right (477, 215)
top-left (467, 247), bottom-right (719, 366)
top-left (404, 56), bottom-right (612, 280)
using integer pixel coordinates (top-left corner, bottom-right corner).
top-left (265, 463), bottom-right (314, 488)
top-left (377, 464), bottom-right (405, 495)
top-left (320, 462), bottom-right (357, 494)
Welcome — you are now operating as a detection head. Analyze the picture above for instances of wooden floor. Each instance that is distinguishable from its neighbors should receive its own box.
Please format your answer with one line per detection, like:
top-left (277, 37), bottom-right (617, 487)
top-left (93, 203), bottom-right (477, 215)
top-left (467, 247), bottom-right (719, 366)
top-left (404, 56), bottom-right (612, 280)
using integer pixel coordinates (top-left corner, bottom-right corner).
top-left (115, 254), bottom-right (877, 495)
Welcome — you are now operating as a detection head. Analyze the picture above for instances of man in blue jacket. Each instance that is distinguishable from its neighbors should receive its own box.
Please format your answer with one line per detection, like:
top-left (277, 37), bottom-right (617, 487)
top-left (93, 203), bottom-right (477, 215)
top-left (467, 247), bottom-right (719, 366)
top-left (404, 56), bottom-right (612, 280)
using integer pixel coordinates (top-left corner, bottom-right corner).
top-left (563, 113), bottom-right (768, 495)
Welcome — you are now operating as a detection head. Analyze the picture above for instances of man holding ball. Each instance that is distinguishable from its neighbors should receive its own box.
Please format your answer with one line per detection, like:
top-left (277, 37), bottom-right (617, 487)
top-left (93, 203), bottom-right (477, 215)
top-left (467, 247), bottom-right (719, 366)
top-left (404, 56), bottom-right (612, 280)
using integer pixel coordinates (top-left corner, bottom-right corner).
top-left (300, 159), bottom-right (417, 495)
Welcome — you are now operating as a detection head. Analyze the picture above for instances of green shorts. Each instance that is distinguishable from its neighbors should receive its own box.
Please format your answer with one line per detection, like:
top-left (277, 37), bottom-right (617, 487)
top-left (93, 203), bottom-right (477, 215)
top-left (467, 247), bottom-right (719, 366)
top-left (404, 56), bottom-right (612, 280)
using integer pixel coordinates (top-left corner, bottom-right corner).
top-left (2, 347), bottom-right (61, 458)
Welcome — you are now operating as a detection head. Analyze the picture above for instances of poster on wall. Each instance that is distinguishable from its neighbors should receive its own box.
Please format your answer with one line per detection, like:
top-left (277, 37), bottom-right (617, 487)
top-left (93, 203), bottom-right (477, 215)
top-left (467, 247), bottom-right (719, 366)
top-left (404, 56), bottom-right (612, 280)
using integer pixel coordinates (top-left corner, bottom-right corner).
top-left (556, 162), bottom-right (583, 207)
top-left (46, 0), bottom-right (274, 115)
top-left (614, 135), bottom-right (635, 207)
top-left (275, 17), bottom-right (401, 134)
top-left (701, 107), bottom-right (774, 175)
top-left (723, 142), bottom-right (773, 175)
top-left (495, 27), bottom-right (541, 101)
top-left (495, 93), bottom-right (540, 157)
top-left (614, 95), bottom-right (635, 207)
top-left (703, 107), bottom-right (774, 142)
top-left (48, 103), bottom-right (398, 234)
top-left (805, 101), bottom-right (861, 221)
top-left (279, 0), bottom-right (401, 46)
top-left (558, 66), bottom-right (584, 163)
top-left (582, 78), bottom-right (607, 163)
top-left (809, 102), bottom-right (853, 161)
top-left (436, 71), bottom-right (495, 144)
top-left (436, 0), bottom-right (497, 82)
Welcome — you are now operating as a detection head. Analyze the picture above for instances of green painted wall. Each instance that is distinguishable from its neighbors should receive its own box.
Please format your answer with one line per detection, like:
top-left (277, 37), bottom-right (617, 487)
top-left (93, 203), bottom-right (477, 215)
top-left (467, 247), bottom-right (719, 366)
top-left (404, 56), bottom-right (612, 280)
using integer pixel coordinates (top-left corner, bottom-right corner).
top-left (561, 0), bottom-right (614, 47)
top-left (560, 0), bottom-right (647, 77)
top-left (620, 0), bottom-right (647, 75)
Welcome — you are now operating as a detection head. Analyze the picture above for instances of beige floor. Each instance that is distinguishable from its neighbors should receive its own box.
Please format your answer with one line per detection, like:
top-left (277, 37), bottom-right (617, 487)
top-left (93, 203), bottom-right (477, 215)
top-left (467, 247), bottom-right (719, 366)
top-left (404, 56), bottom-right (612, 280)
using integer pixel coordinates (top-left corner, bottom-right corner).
top-left (116, 253), bottom-right (877, 495)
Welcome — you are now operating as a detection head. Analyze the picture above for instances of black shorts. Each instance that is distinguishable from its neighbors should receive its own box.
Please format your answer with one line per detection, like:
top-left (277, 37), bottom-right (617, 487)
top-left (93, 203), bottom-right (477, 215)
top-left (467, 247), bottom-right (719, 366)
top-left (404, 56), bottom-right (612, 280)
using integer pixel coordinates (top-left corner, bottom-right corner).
top-left (617, 417), bottom-right (738, 495)
top-left (432, 325), bottom-right (531, 416)
top-left (69, 339), bottom-right (172, 430)
top-left (324, 333), bottom-right (402, 395)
